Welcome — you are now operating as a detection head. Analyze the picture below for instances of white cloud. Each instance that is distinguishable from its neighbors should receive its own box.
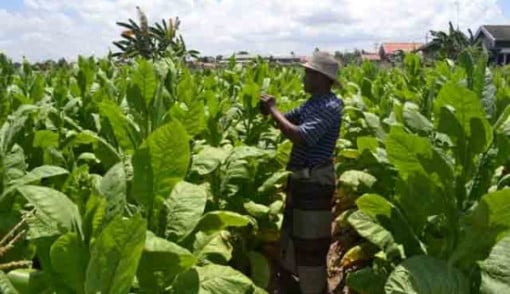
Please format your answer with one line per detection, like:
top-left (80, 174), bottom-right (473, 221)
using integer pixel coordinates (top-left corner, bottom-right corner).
top-left (0, 0), bottom-right (507, 62)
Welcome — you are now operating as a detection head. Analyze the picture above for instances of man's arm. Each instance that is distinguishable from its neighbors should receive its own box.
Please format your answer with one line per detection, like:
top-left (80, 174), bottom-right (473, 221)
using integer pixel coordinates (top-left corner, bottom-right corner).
top-left (268, 106), bottom-right (304, 145)
top-left (260, 94), bottom-right (304, 145)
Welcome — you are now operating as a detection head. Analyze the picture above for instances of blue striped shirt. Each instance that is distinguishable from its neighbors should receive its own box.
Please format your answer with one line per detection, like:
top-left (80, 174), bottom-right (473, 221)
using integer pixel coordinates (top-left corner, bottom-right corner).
top-left (284, 92), bottom-right (342, 169)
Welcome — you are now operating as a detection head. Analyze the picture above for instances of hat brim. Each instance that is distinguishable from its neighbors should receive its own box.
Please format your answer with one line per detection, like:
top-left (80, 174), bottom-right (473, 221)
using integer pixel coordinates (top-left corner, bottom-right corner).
top-left (301, 62), bottom-right (341, 87)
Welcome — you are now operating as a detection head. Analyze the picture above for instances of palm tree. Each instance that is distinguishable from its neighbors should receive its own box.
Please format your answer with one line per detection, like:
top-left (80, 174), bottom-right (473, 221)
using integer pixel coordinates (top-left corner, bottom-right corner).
top-left (421, 22), bottom-right (480, 60)
top-left (112, 7), bottom-right (199, 60)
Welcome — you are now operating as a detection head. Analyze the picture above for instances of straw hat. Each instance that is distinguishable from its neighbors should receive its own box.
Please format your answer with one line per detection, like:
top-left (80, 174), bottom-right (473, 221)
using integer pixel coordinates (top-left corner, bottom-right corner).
top-left (301, 51), bottom-right (340, 85)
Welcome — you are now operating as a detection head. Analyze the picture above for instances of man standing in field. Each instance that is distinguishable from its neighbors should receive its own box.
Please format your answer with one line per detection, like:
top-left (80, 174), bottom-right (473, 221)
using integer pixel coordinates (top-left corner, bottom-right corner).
top-left (260, 51), bottom-right (343, 294)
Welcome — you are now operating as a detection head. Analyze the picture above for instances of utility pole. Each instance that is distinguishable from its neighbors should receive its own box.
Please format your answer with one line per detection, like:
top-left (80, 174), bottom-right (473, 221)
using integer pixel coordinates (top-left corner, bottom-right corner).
top-left (454, 0), bottom-right (460, 29)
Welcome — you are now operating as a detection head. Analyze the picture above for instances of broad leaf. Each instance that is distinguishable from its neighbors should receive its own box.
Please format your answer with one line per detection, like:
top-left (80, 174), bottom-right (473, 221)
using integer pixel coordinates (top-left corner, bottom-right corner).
top-left (6, 269), bottom-right (50, 294)
top-left (385, 255), bottom-right (469, 294)
top-left (132, 121), bottom-right (190, 218)
top-left (435, 82), bottom-right (492, 152)
top-left (347, 267), bottom-right (386, 294)
top-left (83, 193), bottom-right (107, 243)
top-left (137, 231), bottom-right (196, 292)
top-left (172, 264), bottom-right (263, 294)
top-left (194, 211), bottom-right (254, 234)
top-left (171, 100), bottom-right (206, 137)
top-left (243, 201), bottom-right (270, 218)
top-left (190, 146), bottom-right (229, 176)
top-left (348, 210), bottom-right (399, 254)
top-left (403, 102), bottom-right (433, 133)
top-left (33, 130), bottom-right (58, 148)
top-left (356, 194), bottom-right (424, 256)
top-left (339, 170), bottom-right (377, 191)
top-left (257, 171), bottom-right (291, 194)
top-left (99, 162), bottom-right (126, 222)
top-left (3, 165), bottom-right (68, 195)
top-left (164, 181), bottom-right (207, 242)
top-left (85, 215), bottom-right (147, 294)
top-left (193, 231), bottom-right (233, 263)
top-left (450, 189), bottom-right (510, 269)
top-left (248, 251), bottom-right (270, 289)
top-left (50, 233), bottom-right (88, 294)
top-left (132, 58), bottom-right (157, 105)
top-left (17, 185), bottom-right (81, 235)
top-left (357, 136), bottom-right (379, 153)
top-left (478, 235), bottom-right (510, 294)
top-left (386, 127), bottom-right (432, 179)
top-left (394, 174), bottom-right (450, 239)
top-left (99, 99), bottom-right (139, 153)
top-left (0, 271), bottom-right (18, 294)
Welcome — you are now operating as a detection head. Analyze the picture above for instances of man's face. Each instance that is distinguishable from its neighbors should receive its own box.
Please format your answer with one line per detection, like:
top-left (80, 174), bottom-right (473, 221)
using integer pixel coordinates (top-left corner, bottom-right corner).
top-left (303, 68), bottom-right (327, 93)
top-left (303, 68), bottom-right (318, 93)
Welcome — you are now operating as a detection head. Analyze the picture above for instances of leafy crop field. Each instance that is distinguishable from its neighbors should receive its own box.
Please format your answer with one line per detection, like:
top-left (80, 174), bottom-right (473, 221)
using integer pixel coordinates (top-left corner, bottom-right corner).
top-left (0, 50), bottom-right (509, 294)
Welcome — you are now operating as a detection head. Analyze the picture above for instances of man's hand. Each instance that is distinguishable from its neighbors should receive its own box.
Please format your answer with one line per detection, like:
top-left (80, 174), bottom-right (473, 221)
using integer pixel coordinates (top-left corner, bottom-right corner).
top-left (260, 94), bottom-right (276, 115)
top-left (259, 94), bottom-right (304, 145)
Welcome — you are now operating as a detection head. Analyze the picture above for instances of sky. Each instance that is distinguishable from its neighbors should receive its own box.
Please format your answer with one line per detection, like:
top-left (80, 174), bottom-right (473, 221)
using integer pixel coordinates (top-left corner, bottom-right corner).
top-left (0, 0), bottom-right (509, 62)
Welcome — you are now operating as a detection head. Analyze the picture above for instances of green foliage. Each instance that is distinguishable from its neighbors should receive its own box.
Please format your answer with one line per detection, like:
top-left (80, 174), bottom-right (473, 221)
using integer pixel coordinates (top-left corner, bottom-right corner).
top-left (1, 44), bottom-right (509, 294)
top-left (112, 7), bottom-right (199, 60)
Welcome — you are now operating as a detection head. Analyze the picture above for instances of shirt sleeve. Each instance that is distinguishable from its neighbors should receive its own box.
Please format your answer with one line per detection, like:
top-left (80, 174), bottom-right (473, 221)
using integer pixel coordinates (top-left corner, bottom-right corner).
top-left (297, 102), bottom-right (341, 147)
top-left (284, 106), bottom-right (302, 124)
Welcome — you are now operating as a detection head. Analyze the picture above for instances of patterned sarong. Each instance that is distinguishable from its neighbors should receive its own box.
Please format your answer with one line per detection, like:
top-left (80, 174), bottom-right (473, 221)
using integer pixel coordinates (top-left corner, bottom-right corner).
top-left (279, 162), bottom-right (335, 294)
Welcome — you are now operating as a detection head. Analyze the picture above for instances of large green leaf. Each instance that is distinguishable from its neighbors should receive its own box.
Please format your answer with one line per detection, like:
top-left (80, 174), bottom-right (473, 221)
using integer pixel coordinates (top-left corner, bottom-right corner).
top-left (50, 233), bottom-right (88, 294)
top-left (85, 215), bottom-right (147, 294)
top-left (478, 235), bottom-right (510, 294)
top-left (132, 59), bottom-right (157, 106)
top-left (257, 171), bottom-right (291, 194)
top-left (99, 162), bottom-right (126, 222)
top-left (164, 181), bottom-right (207, 242)
top-left (6, 269), bottom-right (50, 294)
top-left (99, 99), bottom-right (139, 153)
top-left (347, 267), bottom-right (387, 294)
top-left (170, 100), bottom-right (206, 137)
top-left (83, 193), bottom-right (107, 244)
top-left (194, 211), bottom-right (254, 234)
top-left (355, 194), bottom-right (424, 256)
top-left (170, 268), bottom-right (200, 294)
top-left (243, 201), bottom-right (270, 218)
top-left (339, 170), bottom-right (377, 191)
top-left (2, 165), bottom-right (69, 196)
top-left (193, 231), bottom-right (233, 263)
top-left (248, 251), bottom-right (270, 289)
top-left (132, 121), bottom-right (190, 218)
top-left (385, 255), bottom-right (469, 294)
top-left (137, 231), bottom-right (196, 292)
top-left (435, 82), bottom-right (492, 152)
top-left (190, 146), bottom-right (229, 176)
top-left (33, 130), bottom-right (58, 149)
top-left (386, 127), bottom-right (432, 179)
top-left (171, 264), bottom-right (263, 294)
top-left (364, 112), bottom-right (386, 141)
top-left (435, 82), bottom-right (489, 136)
top-left (450, 189), bottom-right (510, 269)
top-left (0, 270), bottom-right (18, 294)
top-left (17, 185), bottom-right (81, 234)
top-left (394, 174), bottom-right (450, 239)
top-left (403, 102), bottom-right (433, 134)
top-left (348, 210), bottom-right (399, 254)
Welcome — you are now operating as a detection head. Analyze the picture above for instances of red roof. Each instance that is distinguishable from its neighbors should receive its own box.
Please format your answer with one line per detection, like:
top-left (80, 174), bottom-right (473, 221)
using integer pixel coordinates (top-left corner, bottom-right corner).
top-left (361, 53), bottom-right (381, 61)
top-left (381, 42), bottom-right (423, 55)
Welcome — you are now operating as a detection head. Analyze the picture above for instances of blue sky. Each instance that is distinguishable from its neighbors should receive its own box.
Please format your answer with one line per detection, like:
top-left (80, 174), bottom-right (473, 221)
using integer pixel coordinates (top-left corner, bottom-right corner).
top-left (0, 0), bottom-right (509, 61)
top-left (0, 0), bottom-right (23, 11)
top-left (500, 0), bottom-right (510, 15)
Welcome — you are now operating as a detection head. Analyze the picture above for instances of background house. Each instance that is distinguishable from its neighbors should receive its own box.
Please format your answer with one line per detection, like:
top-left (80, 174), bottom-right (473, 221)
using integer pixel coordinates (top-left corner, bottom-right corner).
top-left (379, 42), bottom-right (423, 61)
top-left (361, 53), bottom-right (381, 63)
top-left (474, 25), bottom-right (510, 65)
